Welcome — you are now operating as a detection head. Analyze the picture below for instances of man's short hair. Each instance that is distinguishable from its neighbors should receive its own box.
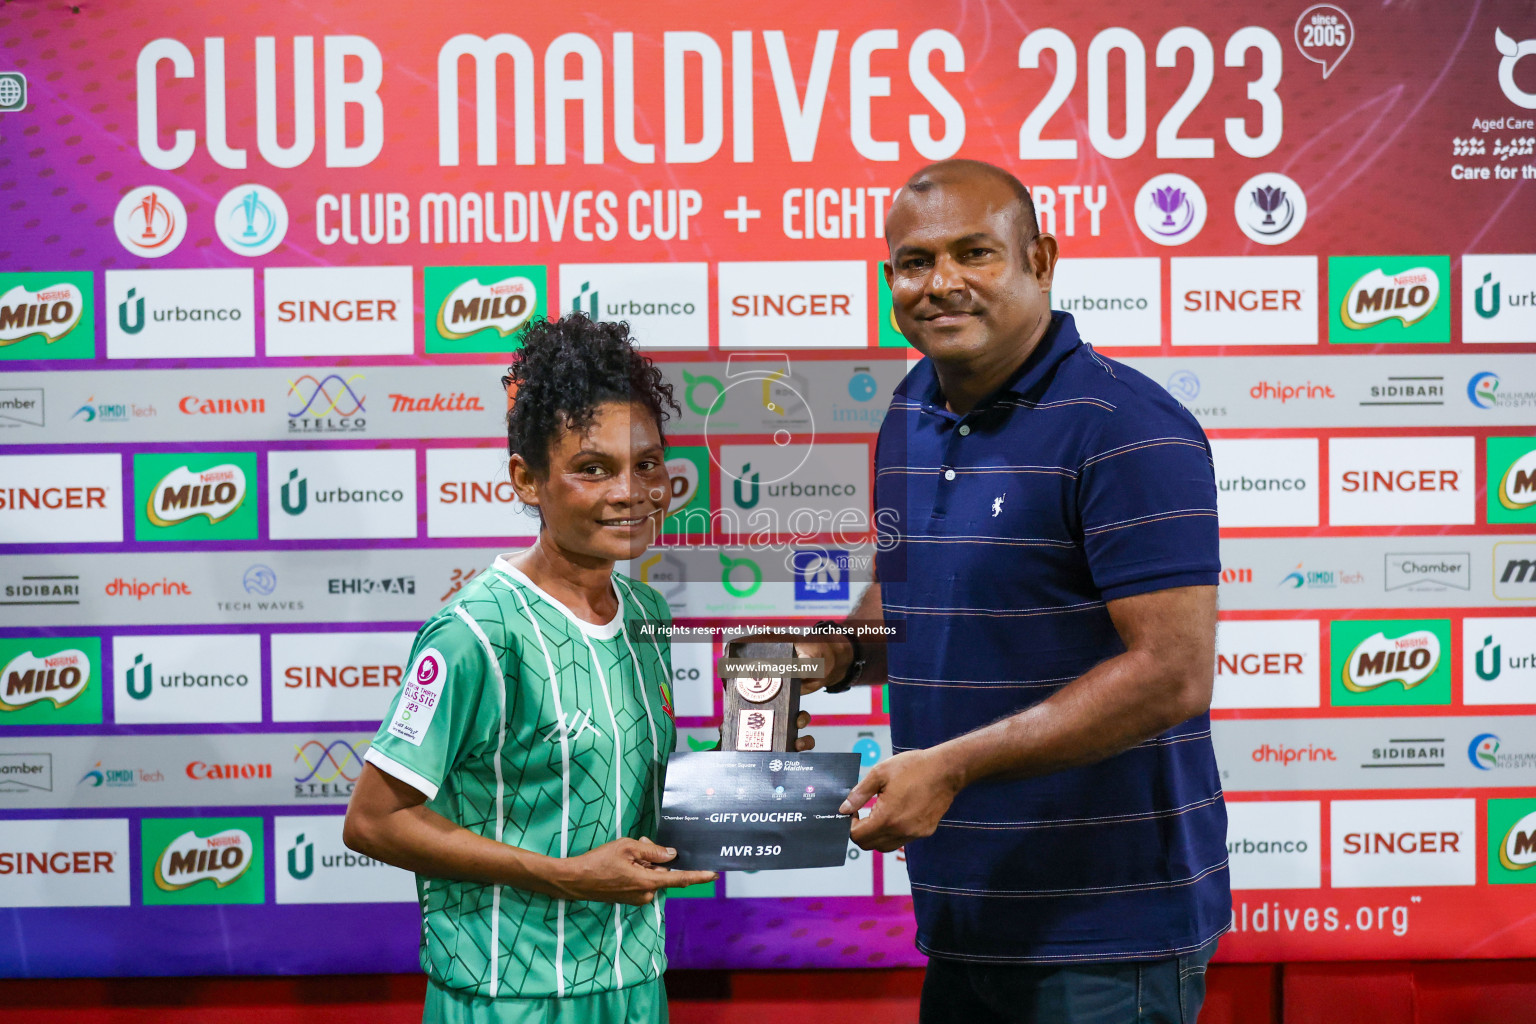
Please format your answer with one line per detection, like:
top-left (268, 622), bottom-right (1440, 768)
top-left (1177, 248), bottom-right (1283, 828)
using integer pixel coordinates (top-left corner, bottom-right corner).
top-left (899, 159), bottom-right (1040, 254)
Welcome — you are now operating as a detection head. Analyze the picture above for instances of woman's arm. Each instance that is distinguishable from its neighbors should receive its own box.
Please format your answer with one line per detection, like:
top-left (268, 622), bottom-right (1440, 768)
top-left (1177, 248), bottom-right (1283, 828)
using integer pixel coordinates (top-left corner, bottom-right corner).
top-left (344, 763), bottom-right (715, 905)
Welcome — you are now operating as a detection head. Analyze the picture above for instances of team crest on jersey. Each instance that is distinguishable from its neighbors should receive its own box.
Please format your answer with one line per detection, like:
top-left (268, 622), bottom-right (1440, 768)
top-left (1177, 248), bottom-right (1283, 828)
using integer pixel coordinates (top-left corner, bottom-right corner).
top-left (658, 680), bottom-right (675, 718)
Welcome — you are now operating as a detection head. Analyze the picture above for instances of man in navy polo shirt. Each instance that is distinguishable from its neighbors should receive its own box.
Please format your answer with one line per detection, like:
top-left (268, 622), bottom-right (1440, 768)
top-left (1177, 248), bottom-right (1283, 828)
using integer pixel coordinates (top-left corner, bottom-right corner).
top-left (805, 160), bottom-right (1229, 1023)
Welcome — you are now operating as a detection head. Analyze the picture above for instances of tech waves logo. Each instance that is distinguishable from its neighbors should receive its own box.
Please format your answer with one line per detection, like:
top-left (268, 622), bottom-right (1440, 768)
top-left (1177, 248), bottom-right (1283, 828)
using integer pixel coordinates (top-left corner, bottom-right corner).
top-left (1342, 630), bottom-right (1441, 692)
top-left (153, 828), bottom-right (254, 891)
top-left (1496, 29), bottom-right (1536, 109)
top-left (1340, 267), bottom-right (1440, 329)
top-left (0, 282), bottom-right (84, 345)
top-left (0, 648), bottom-right (91, 711)
top-left (436, 277), bottom-right (538, 339)
top-left (147, 464), bottom-right (247, 526)
top-left (287, 373), bottom-right (365, 433)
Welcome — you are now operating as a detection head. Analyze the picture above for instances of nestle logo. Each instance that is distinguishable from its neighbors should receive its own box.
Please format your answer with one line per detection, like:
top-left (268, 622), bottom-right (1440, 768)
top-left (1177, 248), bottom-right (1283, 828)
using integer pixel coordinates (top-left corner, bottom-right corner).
top-left (1383, 552), bottom-right (1470, 592)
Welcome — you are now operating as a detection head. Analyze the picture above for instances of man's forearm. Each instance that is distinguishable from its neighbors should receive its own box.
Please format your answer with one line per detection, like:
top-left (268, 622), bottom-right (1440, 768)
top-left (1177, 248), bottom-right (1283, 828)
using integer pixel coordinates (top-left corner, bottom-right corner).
top-left (843, 581), bottom-right (888, 685)
top-left (942, 647), bottom-right (1206, 788)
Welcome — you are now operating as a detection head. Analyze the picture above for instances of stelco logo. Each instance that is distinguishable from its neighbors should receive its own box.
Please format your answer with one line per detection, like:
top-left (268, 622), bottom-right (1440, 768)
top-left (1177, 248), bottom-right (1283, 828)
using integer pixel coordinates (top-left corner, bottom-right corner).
top-left (147, 464), bottom-right (247, 526)
top-left (1499, 449), bottom-right (1536, 511)
top-left (0, 282), bottom-right (84, 345)
top-left (1342, 630), bottom-right (1441, 692)
top-left (437, 276), bottom-right (537, 339)
top-left (154, 828), bottom-right (254, 890)
top-left (1340, 267), bottom-right (1440, 329)
top-left (1499, 809), bottom-right (1536, 871)
top-left (0, 648), bottom-right (91, 711)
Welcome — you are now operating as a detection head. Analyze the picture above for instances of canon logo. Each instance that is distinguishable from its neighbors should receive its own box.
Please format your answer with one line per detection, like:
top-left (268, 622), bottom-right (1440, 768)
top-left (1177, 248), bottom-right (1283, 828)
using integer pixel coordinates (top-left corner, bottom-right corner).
top-left (283, 664), bottom-right (402, 688)
top-left (186, 761), bottom-right (272, 780)
top-left (1218, 652), bottom-right (1305, 676)
top-left (1251, 743), bottom-right (1336, 765)
top-left (730, 294), bottom-right (852, 317)
top-left (178, 396), bottom-right (265, 415)
top-left (1340, 469), bottom-right (1459, 493)
top-left (1340, 831), bottom-right (1460, 855)
top-left (276, 299), bottom-right (398, 323)
top-left (1183, 289), bottom-right (1302, 312)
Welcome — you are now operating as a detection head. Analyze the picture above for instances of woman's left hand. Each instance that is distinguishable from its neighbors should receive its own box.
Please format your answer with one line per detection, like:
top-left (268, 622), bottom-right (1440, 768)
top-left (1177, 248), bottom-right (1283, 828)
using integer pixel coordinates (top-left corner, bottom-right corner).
top-left (794, 710), bottom-right (815, 752)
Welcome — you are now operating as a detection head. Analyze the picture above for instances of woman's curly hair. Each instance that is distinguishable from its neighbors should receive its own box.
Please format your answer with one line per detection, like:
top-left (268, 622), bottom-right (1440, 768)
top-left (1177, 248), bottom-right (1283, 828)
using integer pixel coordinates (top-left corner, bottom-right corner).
top-left (501, 314), bottom-right (680, 477)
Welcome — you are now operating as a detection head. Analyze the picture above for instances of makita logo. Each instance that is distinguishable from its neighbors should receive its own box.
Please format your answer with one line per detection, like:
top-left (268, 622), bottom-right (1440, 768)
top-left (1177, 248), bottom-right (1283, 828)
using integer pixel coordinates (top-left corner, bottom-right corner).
top-left (387, 392), bottom-right (485, 413)
top-left (0, 283), bottom-right (84, 344)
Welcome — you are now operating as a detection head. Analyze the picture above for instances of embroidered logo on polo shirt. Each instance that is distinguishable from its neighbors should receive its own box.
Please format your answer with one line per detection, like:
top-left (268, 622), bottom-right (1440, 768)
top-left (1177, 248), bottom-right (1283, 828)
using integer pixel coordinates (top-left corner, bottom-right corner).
top-left (991, 494), bottom-right (1006, 517)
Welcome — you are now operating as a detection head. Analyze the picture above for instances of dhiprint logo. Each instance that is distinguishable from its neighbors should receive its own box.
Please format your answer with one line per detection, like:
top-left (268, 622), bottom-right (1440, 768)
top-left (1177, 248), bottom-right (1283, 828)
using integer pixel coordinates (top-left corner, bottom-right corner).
top-left (1234, 173), bottom-right (1307, 246)
top-left (214, 184), bottom-right (288, 257)
top-left (1462, 255), bottom-right (1536, 343)
top-left (1134, 173), bottom-right (1206, 246)
top-left (112, 634), bottom-right (261, 725)
top-left (133, 452), bottom-right (258, 541)
top-left (425, 266), bottom-right (548, 354)
top-left (558, 263), bottom-right (710, 349)
top-left (105, 269), bottom-right (255, 359)
top-left (287, 373), bottom-right (365, 434)
top-left (1330, 619), bottom-right (1452, 707)
top-left (113, 185), bottom-right (187, 258)
top-left (142, 817), bottom-right (265, 905)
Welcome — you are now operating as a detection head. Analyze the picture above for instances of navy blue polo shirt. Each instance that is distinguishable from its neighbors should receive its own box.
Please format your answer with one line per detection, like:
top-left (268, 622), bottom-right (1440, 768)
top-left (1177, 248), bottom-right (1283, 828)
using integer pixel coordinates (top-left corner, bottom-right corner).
top-left (874, 311), bottom-right (1230, 964)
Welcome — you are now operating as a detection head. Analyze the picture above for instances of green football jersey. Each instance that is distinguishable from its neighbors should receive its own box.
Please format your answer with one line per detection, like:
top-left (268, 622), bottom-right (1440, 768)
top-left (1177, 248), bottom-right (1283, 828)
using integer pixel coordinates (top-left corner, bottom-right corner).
top-left (365, 556), bottom-right (678, 1001)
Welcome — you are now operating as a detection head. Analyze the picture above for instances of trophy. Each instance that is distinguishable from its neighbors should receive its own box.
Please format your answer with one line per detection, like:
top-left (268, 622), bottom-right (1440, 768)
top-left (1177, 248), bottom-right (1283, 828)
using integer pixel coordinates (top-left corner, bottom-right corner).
top-left (720, 639), bottom-right (801, 751)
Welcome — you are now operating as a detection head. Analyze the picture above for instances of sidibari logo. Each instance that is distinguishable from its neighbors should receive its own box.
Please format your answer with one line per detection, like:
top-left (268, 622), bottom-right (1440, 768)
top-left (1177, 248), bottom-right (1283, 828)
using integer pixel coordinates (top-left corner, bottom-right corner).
top-left (147, 464), bottom-right (247, 527)
top-left (1498, 449), bottom-right (1536, 511)
top-left (1340, 267), bottom-right (1440, 329)
top-left (1500, 809), bottom-right (1536, 871)
top-left (153, 828), bottom-right (254, 890)
top-left (1342, 630), bottom-right (1441, 692)
top-left (0, 282), bottom-right (84, 346)
top-left (437, 277), bottom-right (537, 339)
top-left (0, 648), bottom-right (91, 711)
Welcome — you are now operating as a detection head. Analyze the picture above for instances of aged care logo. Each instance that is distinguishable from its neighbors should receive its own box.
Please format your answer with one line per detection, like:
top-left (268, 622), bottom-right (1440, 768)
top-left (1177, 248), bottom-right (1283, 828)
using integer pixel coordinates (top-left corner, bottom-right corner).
top-left (0, 648), bottom-right (91, 711)
top-left (153, 828), bottom-right (255, 890)
top-left (1340, 267), bottom-right (1440, 329)
top-left (436, 277), bottom-right (538, 339)
top-left (0, 283), bottom-right (84, 345)
top-left (1342, 630), bottom-right (1441, 692)
top-left (147, 464), bottom-right (247, 526)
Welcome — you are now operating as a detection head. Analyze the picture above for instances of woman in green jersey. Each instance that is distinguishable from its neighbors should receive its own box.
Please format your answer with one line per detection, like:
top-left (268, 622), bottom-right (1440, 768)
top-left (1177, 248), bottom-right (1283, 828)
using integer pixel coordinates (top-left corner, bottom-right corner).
top-left (345, 314), bottom-right (807, 1024)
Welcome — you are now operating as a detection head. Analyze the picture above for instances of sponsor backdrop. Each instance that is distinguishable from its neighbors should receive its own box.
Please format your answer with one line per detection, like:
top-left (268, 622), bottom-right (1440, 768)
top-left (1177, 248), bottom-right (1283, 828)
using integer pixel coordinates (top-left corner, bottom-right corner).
top-left (1, 0), bottom-right (1535, 978)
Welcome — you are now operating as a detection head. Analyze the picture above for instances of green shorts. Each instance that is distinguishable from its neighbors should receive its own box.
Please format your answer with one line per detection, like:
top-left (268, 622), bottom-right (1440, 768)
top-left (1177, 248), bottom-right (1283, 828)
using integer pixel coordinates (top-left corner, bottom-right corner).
top-left (423, 976), bottom-right (667, 1024)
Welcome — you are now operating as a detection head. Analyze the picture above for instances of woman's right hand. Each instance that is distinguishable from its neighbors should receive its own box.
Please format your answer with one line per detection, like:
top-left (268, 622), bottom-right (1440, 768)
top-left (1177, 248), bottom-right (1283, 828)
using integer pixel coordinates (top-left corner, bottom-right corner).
top-left (551, 838), bottom-right (717, 905)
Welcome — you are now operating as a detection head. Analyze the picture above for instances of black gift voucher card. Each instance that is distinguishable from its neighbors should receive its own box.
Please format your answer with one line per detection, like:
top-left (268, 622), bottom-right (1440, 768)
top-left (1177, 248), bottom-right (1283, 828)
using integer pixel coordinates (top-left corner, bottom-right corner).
top-left (657, 751), bottom-right (861, 871)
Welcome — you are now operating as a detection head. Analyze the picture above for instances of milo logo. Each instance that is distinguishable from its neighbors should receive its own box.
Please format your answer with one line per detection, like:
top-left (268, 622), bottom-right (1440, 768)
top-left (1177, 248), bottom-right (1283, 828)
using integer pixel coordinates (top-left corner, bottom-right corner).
top-left (0, 282), bottom-right (85, 345)
top-left (1342, 629), bottom-right (1440, 692)
top-left (0, 648), bottom-right (91, 711)
top-left (147, 463), bottom-right (248, 527)
top-left (154, 827), bottom-right (255, 891)
top-left (1341, 267), bottom-right (1440, 329)
top-left (436, 277), bottom-right (538, 339)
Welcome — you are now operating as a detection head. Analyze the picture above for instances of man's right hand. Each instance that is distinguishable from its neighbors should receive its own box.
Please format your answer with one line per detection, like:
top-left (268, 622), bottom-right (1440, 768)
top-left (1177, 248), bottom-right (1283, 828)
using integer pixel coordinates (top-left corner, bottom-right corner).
top-left (792, 636), bottom-right (855, 694)
top-left (551, 838), bottom-right (717, 905)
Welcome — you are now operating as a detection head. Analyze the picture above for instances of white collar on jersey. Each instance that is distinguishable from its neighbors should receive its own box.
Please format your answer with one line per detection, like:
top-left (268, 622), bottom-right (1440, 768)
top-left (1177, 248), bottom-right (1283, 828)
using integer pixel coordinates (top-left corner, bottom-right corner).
top-left (490, 555), bottom-right (627, 640)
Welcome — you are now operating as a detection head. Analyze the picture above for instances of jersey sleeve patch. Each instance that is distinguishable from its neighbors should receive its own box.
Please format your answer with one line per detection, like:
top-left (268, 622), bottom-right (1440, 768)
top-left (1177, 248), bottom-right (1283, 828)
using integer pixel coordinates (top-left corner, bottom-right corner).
top-left (387, 647), bottom-right (446, 746)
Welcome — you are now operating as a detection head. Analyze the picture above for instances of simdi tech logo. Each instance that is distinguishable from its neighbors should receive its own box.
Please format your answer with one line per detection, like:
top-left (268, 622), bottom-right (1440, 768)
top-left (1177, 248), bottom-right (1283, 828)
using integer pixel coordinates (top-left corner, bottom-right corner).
top-left (1328, 256), bottom-right (1451, 343)
top-left (0, 637), bottom-right (103, 726)
top-left (1489, 799), bottom-right (1536, 884)
top-left (1329, 619), bottom-right (1452, 707)
top-left (141, 817), bottom-right (264, 905)
top-left (132, 452), bottom-right (258, 542)
top-left (1488, 437), bottom-right (1536, 524)
top-left (0, 272), bottom-right (94, 361)
top-left (425, 265), bottom-right (547, 354)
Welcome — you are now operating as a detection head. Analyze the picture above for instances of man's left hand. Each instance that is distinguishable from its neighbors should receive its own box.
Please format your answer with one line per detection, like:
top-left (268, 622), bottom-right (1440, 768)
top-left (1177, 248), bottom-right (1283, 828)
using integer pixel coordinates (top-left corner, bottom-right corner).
top-left (840, 748), bottom-right (963, 852)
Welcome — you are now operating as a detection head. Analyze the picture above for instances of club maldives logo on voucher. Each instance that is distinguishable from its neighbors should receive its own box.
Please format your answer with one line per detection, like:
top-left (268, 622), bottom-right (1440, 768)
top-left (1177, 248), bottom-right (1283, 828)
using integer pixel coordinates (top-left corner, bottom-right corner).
top-left (133, 452), bottom-right (258, 541)
top-left (0, 637), bottom-right (103, 726)
top-left (0, 272), bottom-right (94, 361)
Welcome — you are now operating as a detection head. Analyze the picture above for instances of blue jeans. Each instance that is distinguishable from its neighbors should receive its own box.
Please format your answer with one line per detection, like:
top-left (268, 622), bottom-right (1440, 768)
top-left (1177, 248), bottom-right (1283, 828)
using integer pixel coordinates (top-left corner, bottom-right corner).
top-left (918, 938), bottom-right (1219, 1024)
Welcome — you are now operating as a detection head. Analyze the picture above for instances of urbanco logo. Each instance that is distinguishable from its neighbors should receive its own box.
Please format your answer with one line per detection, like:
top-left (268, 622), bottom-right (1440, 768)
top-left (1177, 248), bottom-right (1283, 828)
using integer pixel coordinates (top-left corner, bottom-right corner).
top-left (1463, 617), bottom-right (1536, 705)
top-left (1224, 800), bottom-right (1321, 890)
top-left (112, 634), bottom-right (262, 725)
top-left (1048, 257), bottom-right (1161, 347)
top-left (105, 269), bottom-right (255, 359)
top-left (1463, 255), bottom-right (1536, 343)
top-left (559, 263), bottom-right (709, 349)
top-left (268, 449), bottom-right (416, 540)
top-left (1209, 438), bottom-right (1319, 527)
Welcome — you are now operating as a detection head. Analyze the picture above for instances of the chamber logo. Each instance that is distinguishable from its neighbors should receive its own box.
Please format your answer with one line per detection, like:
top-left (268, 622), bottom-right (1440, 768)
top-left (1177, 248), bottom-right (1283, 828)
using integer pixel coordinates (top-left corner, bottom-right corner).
top-left (436, 276), bottom-right (538, 339)
top-left (0, 648), bottom-right (91, 711)
top-left (153, 828), bottom-right (254, 891)
top-left (0, 282), bottom-right (84, 346)
top-left (1342, 630), bottom-right (1441, 692)
top-left (147, 464), bottom-right (247, 526)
